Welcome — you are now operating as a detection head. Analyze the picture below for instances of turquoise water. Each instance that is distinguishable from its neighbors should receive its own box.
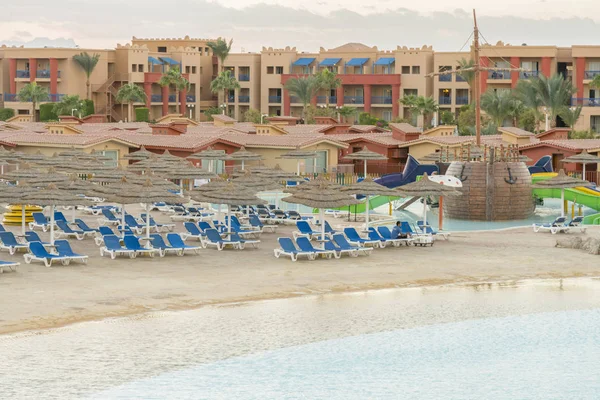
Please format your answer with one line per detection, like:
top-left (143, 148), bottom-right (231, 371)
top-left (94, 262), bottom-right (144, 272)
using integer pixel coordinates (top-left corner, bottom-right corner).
top-left (3, 279), bottom-right (600, 399)
top-left (92, 309), bottom-right (600, 399)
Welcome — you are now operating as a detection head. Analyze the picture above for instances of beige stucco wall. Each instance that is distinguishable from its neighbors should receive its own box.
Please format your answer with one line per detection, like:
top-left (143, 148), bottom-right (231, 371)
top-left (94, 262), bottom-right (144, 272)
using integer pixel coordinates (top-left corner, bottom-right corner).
top-left (14, 141), bottom-right (133, 167)
top-left (247, 143), bottom-right (341, 173)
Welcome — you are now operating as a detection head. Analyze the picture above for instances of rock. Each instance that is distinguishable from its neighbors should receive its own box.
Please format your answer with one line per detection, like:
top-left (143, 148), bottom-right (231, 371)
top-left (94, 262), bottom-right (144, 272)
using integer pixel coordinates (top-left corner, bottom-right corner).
top-left (555, 237), bottom-right (584, 249)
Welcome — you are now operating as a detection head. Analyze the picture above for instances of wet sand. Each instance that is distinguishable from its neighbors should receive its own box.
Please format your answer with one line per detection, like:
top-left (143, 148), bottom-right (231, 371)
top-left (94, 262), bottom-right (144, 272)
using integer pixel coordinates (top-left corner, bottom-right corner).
top-left (1, 206), bottom-right (599, 335)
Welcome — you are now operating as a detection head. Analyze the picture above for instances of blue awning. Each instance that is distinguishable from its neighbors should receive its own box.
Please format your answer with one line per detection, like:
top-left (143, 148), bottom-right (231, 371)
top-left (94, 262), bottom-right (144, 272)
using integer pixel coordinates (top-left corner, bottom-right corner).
top-left (374, 57), bottom-right (395, 66)
top-left (346, 58), bottom-right (369, 66)
top-left (319, 58), bottom-right (342, 67)
top-left (148, 56), bottom-right (163, 65)
top-left (159, 57), bottom-right (181, 66)
top-left (292, 58), bottom-right (316, 66)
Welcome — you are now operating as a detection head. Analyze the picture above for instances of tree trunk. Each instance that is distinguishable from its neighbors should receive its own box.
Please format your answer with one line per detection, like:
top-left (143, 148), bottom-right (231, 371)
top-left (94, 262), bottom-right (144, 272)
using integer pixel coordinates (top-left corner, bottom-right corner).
top-left (86, 79), bottom-right (90, 100)
top-left (129, 102), bottom-right (133, 122)
top-left (32, 101), bottom-right (36, 122)
top-left (325, 88), bottom-right (330, 108)
top-left (175, 89), bottom-right (180, 115)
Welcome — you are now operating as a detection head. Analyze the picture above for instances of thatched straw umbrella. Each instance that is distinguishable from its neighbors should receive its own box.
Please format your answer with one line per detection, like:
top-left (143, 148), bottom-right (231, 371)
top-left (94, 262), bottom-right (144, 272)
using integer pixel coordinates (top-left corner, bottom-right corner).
top-left (18, 150), bottom-right (48, 163)
top-left (57, 174), bottom-right (105, 222)
top-left (189, 176), bottom-right (230, 220)
top-left (283, 183), bottom-right (360, 241)
top-left (31, 153), bottom-right (73, 168)
top-left (532, 169), bottom-right (589, 218)
top-left (396, 173), bottom-right (461, 227)
top-left (277, 146), bottom-right (317, 175)
top-left (0, 163), bottom-right (42, 181)
top-left (560, 150), bottom-right (600, 181)
top-left (342, 146), bottom-right (387, 177)
top-left (122, 146), bottom-right (153, 161)
top-left (190, 182), bottom-right (266, 233)
top-left (167, 163), bottom-right (216, 195)
top-left (228, 146), bottom-right (263, 171)
top-left (0, 183), bottom-right (39, 235)
top-left (284, 176), bottom-right (342, 193)
top-left (0, 159), bottom-right (9, 174)
top-left (248, 165), bottom-right (305, 209)
top-left (22, 167), bottom-right (70, 187)
top-left (341, 176), bottom-right (399, 228)
top-left (232, 170), bottom-right (282, 215)
top-left (421, 152), bottom-right (458, 163)
top-left (127, 155), bottom-right (175, 173)
top-left (22, 183), bottom-right (92, 244)
top-left (156, 150), bottom-right (187, 166)
top-left (186, 146), bottom-right (230, 173)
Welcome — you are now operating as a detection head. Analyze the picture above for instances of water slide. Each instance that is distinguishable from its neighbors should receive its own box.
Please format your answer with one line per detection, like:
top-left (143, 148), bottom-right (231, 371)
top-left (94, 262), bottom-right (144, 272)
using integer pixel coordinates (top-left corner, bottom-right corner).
top-left (327, 155), bottom-right (439, 213)
top-left (532, 172), bottom-right (600, 223)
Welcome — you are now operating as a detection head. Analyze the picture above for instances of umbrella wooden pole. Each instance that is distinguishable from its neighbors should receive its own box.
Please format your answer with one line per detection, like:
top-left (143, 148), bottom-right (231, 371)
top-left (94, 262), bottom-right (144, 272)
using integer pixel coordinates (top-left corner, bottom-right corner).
top-left (145, 204), bottom-right (151, 240)
top-left (422, 196), bottom-right (428, 227)
top-left (21, 204), bottom-right (26, 236)
top-left (583, 163), bottom-right (586, 181)
top-left (50, 205), bottom-right (55, 245)
top-left (297, 161), bottom-right (300, 176)
top-left (313, 158), bottom-right (317, 176)
top-left (364, 161), bottom-right (367, 178)
top-left (438, 196), bottom-right (444, 231)
top-left (179, 180), bottom-right (184, 196)
top-left (121, 203), bottom-right (126, 239)
top-left (561, 189), bottom-right (565, 218)
top-left (320, 208), bottom-right (326, 241)
top-left (241, 160), bottom-right (245, 170)
top-left (227, 206), bottom-right (232, 234)
top-left (365, 194), bottom-right (370, 230)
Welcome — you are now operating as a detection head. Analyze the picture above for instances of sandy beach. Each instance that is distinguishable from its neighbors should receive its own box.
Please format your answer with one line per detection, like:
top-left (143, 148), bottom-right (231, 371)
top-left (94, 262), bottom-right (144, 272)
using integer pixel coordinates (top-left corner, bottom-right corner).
top-left (1, 207), bottom-right (599, 335)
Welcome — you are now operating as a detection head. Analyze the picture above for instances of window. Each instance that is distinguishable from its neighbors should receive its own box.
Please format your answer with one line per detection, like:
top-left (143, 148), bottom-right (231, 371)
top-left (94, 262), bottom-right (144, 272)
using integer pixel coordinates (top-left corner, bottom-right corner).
top-left (192, 66), bottom-right (197, 74)
top-left (382, 110), bottom-right (392, 122)
top-left (305, 151), bottom-right (327, 174)
top-left (403, 89), bottom-right (418, 96)
top-left (102, 150), bottom-right (119, 168)
top-left (412, 66), bottom-right (420, 74)
top-left (401, 66), bottom-right (410, 74)
top-left (276, 66), bottom-right (284, 74)
top-left (138, 64), bottom-right (144, 72)
top-left (132, 64), bottom-right (137, 72)
top-left (185, 66), bottom-right (191, 74)
top-left (157, 46), bottom-right (167, 53)
top-left (267, 66), bottom-right (274, 74)
top-left (204, 47), bottom-right (209, 54)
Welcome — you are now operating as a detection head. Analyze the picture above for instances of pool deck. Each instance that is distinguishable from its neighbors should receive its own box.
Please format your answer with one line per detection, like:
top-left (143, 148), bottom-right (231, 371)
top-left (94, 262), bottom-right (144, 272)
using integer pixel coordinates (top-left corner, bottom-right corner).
top-left (1, 205), bottom-right (600, 335)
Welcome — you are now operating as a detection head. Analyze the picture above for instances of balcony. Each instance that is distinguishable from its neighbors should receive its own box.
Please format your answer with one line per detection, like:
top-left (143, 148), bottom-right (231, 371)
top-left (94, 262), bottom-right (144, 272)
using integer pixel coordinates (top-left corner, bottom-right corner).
top-left (238, 95), bottom-right (250, 103)
top-left (520, 70), bottom-right (539, 79)
top-left (16, 70), bottom-right (30, 78)
top-left (439, 75), bottom-right (452, 82)
top-left (439, 97), bottom-right (452, 105)
top-left (36, 70), bottom-right (60, 79)
top-left (3, 93), bottom-right (17, 101)
top-left (317, 96), bottom-right (337, 104)
top-left (344, 96), bottom-right (364, 104)
top-left (268, 95), bottom-right (282, 103)
top-left (3, 93), bottom-right (64, 102)
top-left (168, 95), bottom-right (176, 102)
top-left (571, 98), bottom-right (600, 107)
top-left (456, 96), bottom-right (469, 105)
top-left (290, 96), bottom-right (300, 103)
top-left (151, 94), bottom-right (162, 102)
top-left (48, 94), bottom-right (64, 102)
top-left (488, 70), bottom-right (511, 80)
top-left (238, 74), bottom-right (250, 82)
top-left (186, 95), bottom-right (196, 103)
top-left (227, 95), bottom-right (235, 103)
top-left (371, 96), bottom-right (393, 104)
top-left (584, 71), bottom-right (600, 80)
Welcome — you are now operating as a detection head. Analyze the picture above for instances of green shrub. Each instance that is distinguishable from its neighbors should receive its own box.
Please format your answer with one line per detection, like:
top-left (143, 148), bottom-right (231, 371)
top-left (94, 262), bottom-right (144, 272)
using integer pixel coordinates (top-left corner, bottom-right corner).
top-left (135, 107), bottom-right (149, 122)
top-left (0, 108), bottom-right (15, 121)
top-left (440, 110), bottom-right (456, 125)
top-left (82, 99), bottom-right (95, 117)
top-left (242, 108), bottom-right (262, 123)
top-left (40, 103), bottom-right (58, 122)
top-left (203, 106), bottom-right (220, 121)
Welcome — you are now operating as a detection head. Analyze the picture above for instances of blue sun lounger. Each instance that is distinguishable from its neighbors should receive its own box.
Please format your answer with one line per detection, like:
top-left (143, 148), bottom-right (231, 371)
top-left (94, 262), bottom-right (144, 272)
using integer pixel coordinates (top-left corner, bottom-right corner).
top-left (273, 237), bottom-right (315, 261)
top-left (29, 212), bottom-right (51, 232)
top-left (416, 221), bottom-right (450, 240)
top-left (295, 237), bottom-right (335, 259)
top-left (100, 235), bottom-right (136, 259)
top-left (123, 235), bottom-right (160, 258)
top-left (230, 233), bottom-right (261, 249)
top-left (141, 214), bottom-right (175, 232)
top-left (332, 234), bottom-right (372, 256)
top-left (377, 226), bottom-right (413, 246)
top-left (166, 233), bottom-right (202, 255)
top-left (367, 227), bottom-right (401, 247)
top-left (94, 226), bottom-right (135, 245)
top-left (24, 242), bottom-right (70, 267)
top-left (323, 240), bottom-right (358, 258)
top-left (56, 220), bottom-right (91, 240)
top-left (24, 231), bottom-right (51, 248)
top-left (343, 227), bottom-right (382, 248)
top-left (149, 234), bottom-right (182, 257)
top-left (532, 217), bottom-right (569, 234)
top-left (182, 222), bottom-right (205, 241)
top-left (53, 211), bottom-right (68, 224)
top-left (294, 220), bottom-right (328, 240)
top-left (0, 231), bottom-right (29, 255)
top-left (204, 229), bottom-right (242, 250)
top-left (74, 219), bottom-right (100, 234)
top-left (0, 259), bottom-right (19, 273)
top-left (99, 208), bottom-right (121, 226)
top-left (54, 240), bottom-right (89, 264)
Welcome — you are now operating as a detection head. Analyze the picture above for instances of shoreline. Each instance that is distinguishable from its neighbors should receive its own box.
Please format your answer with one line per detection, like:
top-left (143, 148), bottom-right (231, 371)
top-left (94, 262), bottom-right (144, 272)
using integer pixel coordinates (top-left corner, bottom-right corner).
top-left (4, 272), bottom-right (600, 337)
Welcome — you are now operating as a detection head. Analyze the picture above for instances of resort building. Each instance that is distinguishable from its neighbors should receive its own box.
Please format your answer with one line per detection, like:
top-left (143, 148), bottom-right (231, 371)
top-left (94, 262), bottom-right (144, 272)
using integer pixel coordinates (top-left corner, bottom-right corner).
top-left (1, 38), bottom-right (600, 132)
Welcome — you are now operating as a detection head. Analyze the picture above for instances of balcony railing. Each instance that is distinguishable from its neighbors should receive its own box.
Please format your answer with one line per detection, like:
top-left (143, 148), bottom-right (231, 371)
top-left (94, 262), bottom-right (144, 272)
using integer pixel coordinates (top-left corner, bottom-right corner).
top-left (456, 75), bottom-right (466, 82)
top-left (456, 96), bottom-right (469, 105)
top-left (16, 70), bottom-right (30, 78)
top-left (36, 70), bottom-right (51, 78)
top-left (238, 74), bottom-right (250, 82)
top-left (3, 93), bottom-right (64, 102)
top-left (571, 98), bottom-right (600, 107)
top-left (520, 70), bottom-right (539, 79)
top-left (439, 97), bottom-right (452, 105)
top-left (585, 71), bottom-right (600, 79)
top-left (371, 96), bottom-right (393, 104)
top-left (344, 96), bottom-right (364, 104)
top-left (48, 94), bottom-right (64, 102)
top-left (3, 93), bottom-right (17, 101)
top-left (168, 95), bottom-right (176, 102)
top-left (439, 75), bottom-right (452, 82)
top-left (488, 70), bottom-right (511, 79)
top-left (317, 96), bottom-right (337, 104)
top-left (151, 94), bottom-right (162, 102)
top-left (238, 95), bottom-right (250, 103)
top-left (290, 96), bottom-right (300, 103)
top-left (268, 95), bottom-right (282, 103)
top-left (186, 95), bottom-right (196, 102)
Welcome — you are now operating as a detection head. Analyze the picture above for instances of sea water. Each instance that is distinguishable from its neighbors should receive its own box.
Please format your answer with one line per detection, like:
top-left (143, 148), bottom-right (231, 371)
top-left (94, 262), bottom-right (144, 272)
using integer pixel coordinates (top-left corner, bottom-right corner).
top-left (2, 279), bottom-right (600, 399)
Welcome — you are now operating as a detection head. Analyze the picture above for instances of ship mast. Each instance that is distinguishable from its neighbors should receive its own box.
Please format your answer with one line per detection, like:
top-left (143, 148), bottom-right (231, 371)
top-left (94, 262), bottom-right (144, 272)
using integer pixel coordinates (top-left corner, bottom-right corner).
top-left (472, 9), bottom-right (481, 146)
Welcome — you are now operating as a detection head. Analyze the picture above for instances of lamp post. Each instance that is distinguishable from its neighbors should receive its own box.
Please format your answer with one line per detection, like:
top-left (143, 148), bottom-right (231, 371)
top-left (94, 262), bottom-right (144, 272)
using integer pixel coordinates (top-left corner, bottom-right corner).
top-left (220, 103), bottom-right (227, 115)
top-left (187, 103), bottom-right (195, 119)
top-left (260, 113), bottom-right (268, 124)
top-left (335, 105), bottom-right (342, 123)
top-left (71, 108), bottom-right (78, 117)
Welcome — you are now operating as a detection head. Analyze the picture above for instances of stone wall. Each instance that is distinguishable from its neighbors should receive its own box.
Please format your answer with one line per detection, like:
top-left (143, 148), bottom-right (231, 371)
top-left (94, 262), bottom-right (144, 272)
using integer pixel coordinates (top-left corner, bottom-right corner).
top-left (444, 161), bottom-right (535, 221)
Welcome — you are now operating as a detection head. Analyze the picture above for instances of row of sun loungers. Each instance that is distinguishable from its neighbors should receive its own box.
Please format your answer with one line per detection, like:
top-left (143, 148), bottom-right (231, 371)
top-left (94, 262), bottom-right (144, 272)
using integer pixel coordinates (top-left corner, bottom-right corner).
top-left (274, 235), bottom-right (373, 262)
top-left (532, 216), bottom-right (586, 234)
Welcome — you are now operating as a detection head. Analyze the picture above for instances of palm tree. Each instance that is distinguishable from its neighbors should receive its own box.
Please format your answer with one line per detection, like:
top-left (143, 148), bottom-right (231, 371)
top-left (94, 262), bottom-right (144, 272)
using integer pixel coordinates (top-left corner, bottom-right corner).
top-left (480, 89), bottom-right (520, 128)
top-left (399, 94), bottom-right (419, 125)
top-left (457, 58), bottom-right (476, 99)
top-left (17, 82), bottom-right (49, 122)
top-left (72, 52), bottom-right (100, 100)
top-left (516, 74), bottom-right (575, 130)
top-left (558, 105), bottom-right (582, 135)
top-left (591, 75), bottom-right (600, 91)
top-left (337, 106), bottom-right (356, 123)
top-left (405, 96), bottom-right (439, 128)
top-left (284, 75), bottom-right (320, 121)
top-left (158, 67), bottom-right (190, 115)
top-left (116, 83), bottom-right (147, 122)
top-left (210, 70), bottom-right (240, 116)
top-left (316, 68), bottom-right (342, 108)
top-left (515, 80), bottom-right (543, 131)
top-left (207, 38), bottom-right (233, 72)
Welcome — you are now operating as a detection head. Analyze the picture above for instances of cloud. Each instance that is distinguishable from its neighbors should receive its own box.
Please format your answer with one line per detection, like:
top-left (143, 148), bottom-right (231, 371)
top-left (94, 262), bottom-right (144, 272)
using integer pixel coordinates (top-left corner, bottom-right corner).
top-left (1, 2), bottom-right (600, 51)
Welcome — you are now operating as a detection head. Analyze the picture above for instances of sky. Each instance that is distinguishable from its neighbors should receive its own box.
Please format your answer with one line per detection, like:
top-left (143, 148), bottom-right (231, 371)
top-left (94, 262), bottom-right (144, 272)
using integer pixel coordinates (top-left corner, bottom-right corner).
top-left (2, 0), bottom-right (600, 52)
